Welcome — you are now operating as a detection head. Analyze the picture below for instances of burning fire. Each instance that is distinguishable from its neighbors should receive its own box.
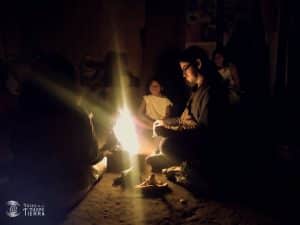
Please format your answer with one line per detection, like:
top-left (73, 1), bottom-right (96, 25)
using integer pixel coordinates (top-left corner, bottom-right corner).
top-left (113, 107), bottom-right (139, 156)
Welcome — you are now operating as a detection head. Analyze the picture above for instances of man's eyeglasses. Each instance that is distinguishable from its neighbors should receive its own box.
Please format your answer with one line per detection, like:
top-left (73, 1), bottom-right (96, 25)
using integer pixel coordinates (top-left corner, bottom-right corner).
top-left (181, 63), bottom-right (193, 73)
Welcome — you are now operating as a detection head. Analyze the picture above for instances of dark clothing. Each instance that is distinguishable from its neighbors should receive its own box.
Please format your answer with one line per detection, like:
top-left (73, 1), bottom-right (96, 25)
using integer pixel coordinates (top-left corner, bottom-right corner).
top-left (12, 106), bottom-right (102, 171)
top-left (164, 84), bottom-right (210, 129)
top-left (155, 83), bottom-right (228, 162)
top-left (11, 82), bottom-right (103, 212)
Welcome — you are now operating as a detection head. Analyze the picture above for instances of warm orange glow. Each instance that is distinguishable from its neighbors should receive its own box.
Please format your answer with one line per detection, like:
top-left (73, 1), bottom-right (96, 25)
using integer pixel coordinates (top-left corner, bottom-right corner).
top-left (113, 107), bottom-right (139, 156)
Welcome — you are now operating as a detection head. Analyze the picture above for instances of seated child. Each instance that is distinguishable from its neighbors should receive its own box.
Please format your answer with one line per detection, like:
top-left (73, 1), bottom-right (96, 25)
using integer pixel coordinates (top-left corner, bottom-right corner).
top-left (136, 78), bottom-right (172, 154)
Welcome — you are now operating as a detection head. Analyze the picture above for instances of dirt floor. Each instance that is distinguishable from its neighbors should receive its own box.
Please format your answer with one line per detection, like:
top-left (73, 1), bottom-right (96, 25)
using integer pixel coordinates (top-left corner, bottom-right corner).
top-left (1, 156), bottom-right (294, 225)
top-left (59, 173), bottom-right (281, 225)
top-left (0, 170), bottom-right (291, 225)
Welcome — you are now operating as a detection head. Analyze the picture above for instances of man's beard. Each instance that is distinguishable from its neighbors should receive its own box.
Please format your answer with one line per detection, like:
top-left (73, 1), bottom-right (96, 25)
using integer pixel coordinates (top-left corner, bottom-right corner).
top-left (185, 79), bottom-right (197, 88)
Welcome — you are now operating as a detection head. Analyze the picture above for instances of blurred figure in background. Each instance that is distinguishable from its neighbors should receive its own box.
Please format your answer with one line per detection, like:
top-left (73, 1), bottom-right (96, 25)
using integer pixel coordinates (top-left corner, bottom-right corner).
top-left (79, 55), bottom-right (105, 100)
top-left (10, 53), bottom-right (105, 215)
top-left (78, 56), bottom-right (110, 141)
top-left (212, 48), bottom-right (241, 105)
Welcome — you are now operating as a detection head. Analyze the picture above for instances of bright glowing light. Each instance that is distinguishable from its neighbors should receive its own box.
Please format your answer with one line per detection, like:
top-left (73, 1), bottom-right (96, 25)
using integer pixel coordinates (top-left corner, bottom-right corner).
top-left (113, 107), bottom-right (139, 156)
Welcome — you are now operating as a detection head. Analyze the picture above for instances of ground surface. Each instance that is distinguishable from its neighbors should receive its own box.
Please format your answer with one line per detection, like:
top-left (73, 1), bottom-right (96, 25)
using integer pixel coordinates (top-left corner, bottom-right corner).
top-left (0, 171), bottom-right (287, 225)
top-left (57, 173), bottom-right (280, 225)
top-left (1, 158), bottom-right (293, 225)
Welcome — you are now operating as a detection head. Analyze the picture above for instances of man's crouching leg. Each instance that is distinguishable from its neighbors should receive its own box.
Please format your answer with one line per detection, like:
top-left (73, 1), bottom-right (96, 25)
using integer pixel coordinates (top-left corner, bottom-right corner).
top-left (145, 137), bottom-right (182, 173)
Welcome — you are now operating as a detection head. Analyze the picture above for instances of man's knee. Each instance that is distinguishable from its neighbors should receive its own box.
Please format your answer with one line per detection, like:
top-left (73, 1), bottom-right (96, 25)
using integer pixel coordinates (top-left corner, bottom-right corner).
top-left (160, 136), bottom-right (204, 161)
top-left (160, 137), bottom-right (187, 161)
top-left (160, 138), bottom-right (173, 155)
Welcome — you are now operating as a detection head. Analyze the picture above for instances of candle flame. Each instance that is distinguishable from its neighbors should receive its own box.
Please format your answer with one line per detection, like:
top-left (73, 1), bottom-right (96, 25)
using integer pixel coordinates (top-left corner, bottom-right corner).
top-left (113, 107), bottom-right (139, 156)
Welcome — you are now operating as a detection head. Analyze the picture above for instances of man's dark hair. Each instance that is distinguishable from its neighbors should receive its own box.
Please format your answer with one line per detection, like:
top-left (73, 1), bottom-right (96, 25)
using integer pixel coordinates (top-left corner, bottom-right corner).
top-left (178, 46), bottom-right (209, 64)
top-left (178, 46), bottom-right (225, 88)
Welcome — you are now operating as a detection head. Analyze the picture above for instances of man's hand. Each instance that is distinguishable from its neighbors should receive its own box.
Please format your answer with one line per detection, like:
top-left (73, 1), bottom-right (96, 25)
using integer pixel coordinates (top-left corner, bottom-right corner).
top-left (153, 120), bottom-right (164, 127)
top-left (152, 120), bottom-right (164, 137)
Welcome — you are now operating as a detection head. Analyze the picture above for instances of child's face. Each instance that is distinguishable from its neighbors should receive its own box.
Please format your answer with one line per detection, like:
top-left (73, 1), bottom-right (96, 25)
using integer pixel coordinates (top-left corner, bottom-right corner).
top-left (213, 53), bottom-right (224, 68)
top-left (149, 81), bottom-right (162, 96)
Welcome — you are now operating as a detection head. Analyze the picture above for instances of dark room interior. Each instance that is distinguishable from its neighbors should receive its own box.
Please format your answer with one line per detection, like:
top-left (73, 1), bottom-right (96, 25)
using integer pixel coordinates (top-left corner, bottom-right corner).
top-left (0, 0), bottom-right (298, 225)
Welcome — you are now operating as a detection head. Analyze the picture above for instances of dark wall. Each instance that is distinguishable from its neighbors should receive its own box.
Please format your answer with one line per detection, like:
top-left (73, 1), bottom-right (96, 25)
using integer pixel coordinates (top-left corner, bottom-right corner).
top-left (141, 0), bottom-right (187, 113)
top-left (0, 0), bottom-right (145, 76)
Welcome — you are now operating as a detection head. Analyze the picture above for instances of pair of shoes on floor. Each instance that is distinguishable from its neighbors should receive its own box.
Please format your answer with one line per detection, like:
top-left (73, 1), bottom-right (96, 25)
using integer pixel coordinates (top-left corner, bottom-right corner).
top-left (162, 164), bottom-right (189, 186)
top-left (135, 174), bottom-right (167, 188)
top-left (135, 174), bottom-right (169, 196)
top-left (163, 162), bottom-right (210, 195)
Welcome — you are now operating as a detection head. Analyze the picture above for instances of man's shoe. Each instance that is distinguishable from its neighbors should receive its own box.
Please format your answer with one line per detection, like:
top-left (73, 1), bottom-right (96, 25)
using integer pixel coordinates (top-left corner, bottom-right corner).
top-left (135, 174), bottom-right (169, 195)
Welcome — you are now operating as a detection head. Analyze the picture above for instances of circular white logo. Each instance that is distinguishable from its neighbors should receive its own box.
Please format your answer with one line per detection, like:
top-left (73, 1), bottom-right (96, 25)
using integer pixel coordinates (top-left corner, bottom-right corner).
top-left (6, 201), bottom-right (21, 218)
